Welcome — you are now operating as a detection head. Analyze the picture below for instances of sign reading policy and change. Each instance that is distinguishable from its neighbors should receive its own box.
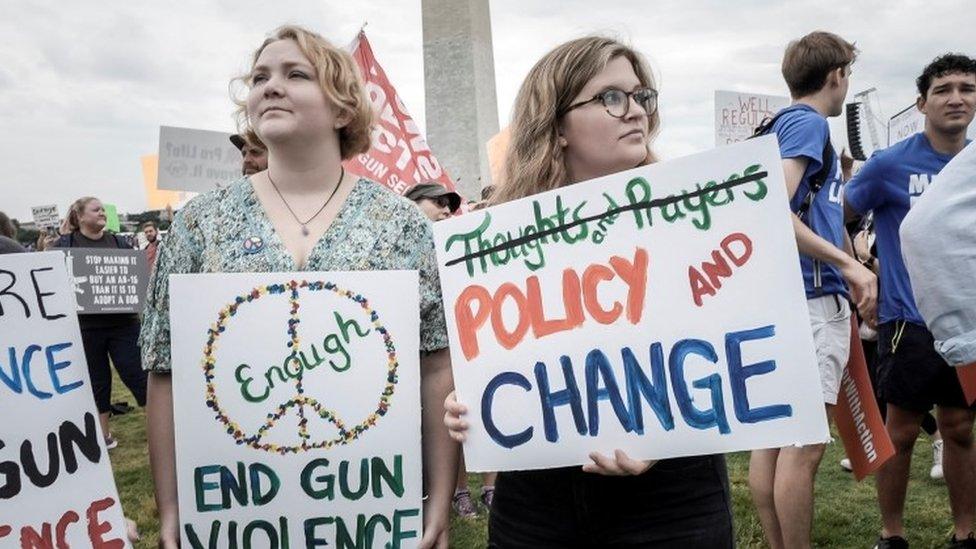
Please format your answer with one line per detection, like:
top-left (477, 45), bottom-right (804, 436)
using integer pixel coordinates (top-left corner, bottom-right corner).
top-left (170, 271), bottom-right (423, 548)
top-left (433, 136), bottom-right (831, 471)
top-left (0, 252), bottom-right (130, 547)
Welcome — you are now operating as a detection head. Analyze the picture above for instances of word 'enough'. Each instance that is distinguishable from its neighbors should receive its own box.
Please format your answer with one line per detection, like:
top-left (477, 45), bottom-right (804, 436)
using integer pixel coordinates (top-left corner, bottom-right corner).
top-left (480, 325), bottom-right (792, 448)
top-left (234, 311), bottom-right (370, 403)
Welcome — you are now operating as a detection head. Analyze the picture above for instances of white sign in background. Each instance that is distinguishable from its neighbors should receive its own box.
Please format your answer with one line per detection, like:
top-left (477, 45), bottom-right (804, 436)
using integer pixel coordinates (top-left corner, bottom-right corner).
top-left (30, 204), bottom-right (60, 231)
top-left (715, 90), bottom-right (790, 146)
top-left (0, 252), bottom-right (130, 546)
top-left (157, 126), bottom-right (242, 193)
top-left (433, 136), bottom-right (830, 472)
top-left (170, 271), bottom-right (423, 548)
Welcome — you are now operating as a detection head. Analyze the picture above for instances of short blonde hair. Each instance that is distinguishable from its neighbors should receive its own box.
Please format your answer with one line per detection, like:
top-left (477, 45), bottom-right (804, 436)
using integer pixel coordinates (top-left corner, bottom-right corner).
top-left (492, 36), bottom-right (660, 205)
top-left (233, 25), bottom-right (373, 160)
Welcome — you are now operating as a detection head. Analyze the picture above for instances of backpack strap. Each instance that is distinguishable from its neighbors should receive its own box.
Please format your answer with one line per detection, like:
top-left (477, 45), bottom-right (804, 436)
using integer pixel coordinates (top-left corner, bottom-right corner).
top-left (751, 109), bottom-right (835, 222)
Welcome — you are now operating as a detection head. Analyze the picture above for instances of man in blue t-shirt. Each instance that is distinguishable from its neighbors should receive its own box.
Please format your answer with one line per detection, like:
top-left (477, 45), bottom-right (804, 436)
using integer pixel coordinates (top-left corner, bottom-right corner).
top-left (845, 54), bottom-right (976, 549)
top-left (749, 31), bottom-right (879, 549)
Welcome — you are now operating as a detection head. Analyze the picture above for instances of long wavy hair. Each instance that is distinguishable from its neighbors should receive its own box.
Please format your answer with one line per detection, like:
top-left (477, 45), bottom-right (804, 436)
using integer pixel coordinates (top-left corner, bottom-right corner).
top-left (491, 36), bottom-right (660, 205)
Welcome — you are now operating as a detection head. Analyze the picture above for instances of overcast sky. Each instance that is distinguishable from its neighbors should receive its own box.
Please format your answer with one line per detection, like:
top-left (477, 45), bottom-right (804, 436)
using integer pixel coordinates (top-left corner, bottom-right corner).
top-left (1, 0), bottom-right (973, 221)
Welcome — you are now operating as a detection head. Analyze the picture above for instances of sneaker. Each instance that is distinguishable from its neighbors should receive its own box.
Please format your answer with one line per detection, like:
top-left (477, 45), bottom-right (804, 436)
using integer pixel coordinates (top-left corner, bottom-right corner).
top-left (874, 535), bottom-right (908, 549)
top-left (104, 435), bottom-right (119, 450)
top-left (452, 489), bottom-right (477, 519)
top-left (931, 439), bottom-right (944, 480)
top-left (949, 532), bottom-right (976, 548)
top-left (840, 458), bottom-right (853, 472)
top-left (480, 486), bottom-right (495, 509)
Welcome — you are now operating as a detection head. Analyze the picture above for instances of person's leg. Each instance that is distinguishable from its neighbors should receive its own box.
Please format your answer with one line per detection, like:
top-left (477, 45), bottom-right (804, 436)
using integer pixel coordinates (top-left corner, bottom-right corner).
top-left (875, 404), bottom-right (925, 538)
top-left (106, 323), bottom-right (148, 407)
top-left (453, 450), bottom-right (476, 518)
top-left (481, 471), bottom-right (498, 507)
top-left (773, 404), bottom-right (833, 549)
top-left (749, 448), bottom-right (783, 549)
top-left (936, 406), bottom-right (976, 539)
top-left (80, 327), bottom-right (113, 439)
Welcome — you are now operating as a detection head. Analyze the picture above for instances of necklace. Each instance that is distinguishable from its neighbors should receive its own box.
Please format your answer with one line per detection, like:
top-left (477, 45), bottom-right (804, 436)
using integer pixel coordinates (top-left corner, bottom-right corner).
top-left (267, 167), bottom-right (345, 237)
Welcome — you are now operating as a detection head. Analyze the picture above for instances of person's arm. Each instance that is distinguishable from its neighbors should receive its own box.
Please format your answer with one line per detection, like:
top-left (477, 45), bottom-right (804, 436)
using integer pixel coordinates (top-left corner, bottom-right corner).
top-left (418, 349), bottom-right (457, 549)
top-left (147, 373), bottom-right (180, 547)
top-left (783, 157), bottom-right (877, 325)
top-left (138, 203), bottom-right (204, 548)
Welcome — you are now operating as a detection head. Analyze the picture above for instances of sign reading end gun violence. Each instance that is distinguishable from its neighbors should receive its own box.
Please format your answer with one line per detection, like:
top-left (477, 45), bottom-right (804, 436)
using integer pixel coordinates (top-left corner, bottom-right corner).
top-left (0, 252), bottom-right (130, 547)
top-left (433, 136), bottom-right (831, 472)
top-left (170, 271), bottom-right (423, 548)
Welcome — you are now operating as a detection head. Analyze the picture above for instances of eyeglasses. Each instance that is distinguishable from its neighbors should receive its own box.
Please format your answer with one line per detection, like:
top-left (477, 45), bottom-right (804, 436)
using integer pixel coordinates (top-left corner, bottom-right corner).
top-left (562, 87), bottom-right (659, 118)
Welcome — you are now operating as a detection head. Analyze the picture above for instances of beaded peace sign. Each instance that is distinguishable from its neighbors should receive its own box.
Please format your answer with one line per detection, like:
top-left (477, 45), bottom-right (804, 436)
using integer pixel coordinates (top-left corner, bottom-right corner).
top-left (200, 279), bottom-right (399, 454)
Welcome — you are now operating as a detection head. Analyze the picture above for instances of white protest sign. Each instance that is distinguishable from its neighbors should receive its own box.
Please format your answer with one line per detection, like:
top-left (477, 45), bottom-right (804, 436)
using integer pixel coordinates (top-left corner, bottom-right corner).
top-left (170, 272), bottom-right (423, 548)
top-left (715, 90), bottom-right (790, 146)
top-left (157, 126), bottom-right (242, 193)
top-left (0, 252), bottom-right (130, 547)
top-left (31, 204), bottom-right (60, 231)
top-left (888, 105), bottom-right (925, 146)
top-left (433, 136), bottom-right (831, 472)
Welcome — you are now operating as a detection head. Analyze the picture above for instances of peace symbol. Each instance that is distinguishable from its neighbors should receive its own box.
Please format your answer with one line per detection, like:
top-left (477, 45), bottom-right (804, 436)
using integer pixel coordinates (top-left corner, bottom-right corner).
top-left (200, 279), bottom-right (399, 454)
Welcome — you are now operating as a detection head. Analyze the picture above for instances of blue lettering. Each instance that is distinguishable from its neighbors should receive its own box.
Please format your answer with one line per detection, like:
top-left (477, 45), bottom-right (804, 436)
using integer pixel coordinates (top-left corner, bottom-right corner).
top-left (585, 349), bottom-right (633, 435)
top-left (725, 325), bottom-right (792, 423)
top-left (482, 372), bottom-right (534, 449)
top-left (536, 357), bottom-right (587, 442)
top-left (622, 343), bottom-right (674, 434)
top-left (669, 339), bottom-right (730, 434)
top-left (47, 342), bottom-right (82, 394)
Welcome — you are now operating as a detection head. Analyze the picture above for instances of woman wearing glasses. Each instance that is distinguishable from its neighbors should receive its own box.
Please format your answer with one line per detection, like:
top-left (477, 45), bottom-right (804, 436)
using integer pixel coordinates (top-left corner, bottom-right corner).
top-left (445, 36), bottom-right (733, 547)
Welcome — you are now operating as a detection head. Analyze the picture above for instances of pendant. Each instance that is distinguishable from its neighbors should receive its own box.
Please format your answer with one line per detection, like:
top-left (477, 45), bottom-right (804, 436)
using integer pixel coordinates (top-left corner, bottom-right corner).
top-left (301, 225), bottom-right (310, 237)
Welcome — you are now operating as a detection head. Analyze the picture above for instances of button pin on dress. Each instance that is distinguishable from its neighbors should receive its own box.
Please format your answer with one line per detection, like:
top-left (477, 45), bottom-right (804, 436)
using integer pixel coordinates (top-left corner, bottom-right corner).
top-left (242, 236), bottom-right (265, 254)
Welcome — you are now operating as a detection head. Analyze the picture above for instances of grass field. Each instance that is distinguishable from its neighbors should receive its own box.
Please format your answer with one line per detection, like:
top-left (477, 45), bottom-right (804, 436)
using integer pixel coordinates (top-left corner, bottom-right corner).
top-left (109, 377), bottom-right (960, 548)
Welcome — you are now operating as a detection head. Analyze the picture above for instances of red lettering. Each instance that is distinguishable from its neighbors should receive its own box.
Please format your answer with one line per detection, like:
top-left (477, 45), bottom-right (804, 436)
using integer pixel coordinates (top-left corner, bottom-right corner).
top-left (582, 264), bottom-right (622, 324)
top-left (86, 497), bottom-right (123, 549)
top-left (721, 232), bottom-right (753, 266)
top-left (688, 232), bottom-right (754, 307)
top-left (609, 247), bottom-right (649, 324)
top-left (55, 511), bottom-right (79, 549)
top-left (526, 272), bottom-right (584, 338)
top-left (491, 283), bottom-right (530, 350)
top-left (0, 525), bottom-right (10, 539)
top-left (19, 523), bottom-right (52, 549)
top-left (455, 285), bottom-right (492, 361)
top-left (689, 267), bottom-right (716, 307)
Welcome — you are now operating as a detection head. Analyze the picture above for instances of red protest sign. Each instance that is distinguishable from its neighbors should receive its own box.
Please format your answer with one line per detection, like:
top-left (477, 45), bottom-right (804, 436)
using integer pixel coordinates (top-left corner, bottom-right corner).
top-left (345, 31), bottom-right (455, 196)
top-left (835, 317), bottom-right (894, 480)
top-left (957, 363), bottom-right (976, 405)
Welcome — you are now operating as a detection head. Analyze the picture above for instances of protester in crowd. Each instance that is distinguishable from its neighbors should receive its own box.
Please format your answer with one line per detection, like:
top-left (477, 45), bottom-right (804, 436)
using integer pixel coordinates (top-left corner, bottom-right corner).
top-left (140, 25), bottom-right (457, 548)
top-left (0, 211), bottom-right (25, 254)
top-left (230, 128), bottom-right (269, 176)
top-left (839, 219), bottom-right (945, 480)
top-left (52, 196), bottom-right (147, 450)
top-left (844, 53), bottom-right (976, 549)
top-left (902, 140), bottom-right (976, 367)
top-left (141, 220), bottom-right (161, 272)
top-left (0, 211), bottom-right (24, 254)
top-left (405, 182), bottom-right (461, 221)
top-left (747, 31), bottom-right (878, 549)
top-left (444, 36), bottom-right (734, 547)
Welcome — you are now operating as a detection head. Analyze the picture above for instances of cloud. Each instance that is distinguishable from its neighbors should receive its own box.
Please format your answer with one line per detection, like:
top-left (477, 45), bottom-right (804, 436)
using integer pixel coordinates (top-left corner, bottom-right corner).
top-left (0, 0), bottom-right (974, 220)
